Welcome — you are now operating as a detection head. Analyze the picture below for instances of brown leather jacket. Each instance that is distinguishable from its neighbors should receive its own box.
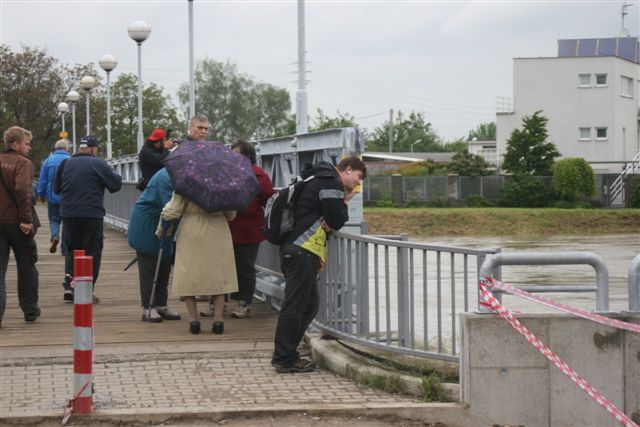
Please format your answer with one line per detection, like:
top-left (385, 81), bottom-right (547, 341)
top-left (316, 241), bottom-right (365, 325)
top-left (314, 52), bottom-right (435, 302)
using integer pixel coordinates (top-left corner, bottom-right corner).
top-left (0, 149), bottom-right (34, 225)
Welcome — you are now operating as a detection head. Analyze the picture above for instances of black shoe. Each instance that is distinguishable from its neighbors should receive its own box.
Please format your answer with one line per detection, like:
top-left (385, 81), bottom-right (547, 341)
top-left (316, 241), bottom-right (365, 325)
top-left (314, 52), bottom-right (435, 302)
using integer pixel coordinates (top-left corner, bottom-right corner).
top-left (49, 237), bottom-right (60, 254)
top-left (189, 321), bottom-right (201, 334)
top-left (273, 358), bottom-right (316, 374)
top-left (63, 289), bottom-right (74, 302)
top-left (24, 308), bottom-right (41, 322)
top-left (212, 321), bottom-right (224, 335)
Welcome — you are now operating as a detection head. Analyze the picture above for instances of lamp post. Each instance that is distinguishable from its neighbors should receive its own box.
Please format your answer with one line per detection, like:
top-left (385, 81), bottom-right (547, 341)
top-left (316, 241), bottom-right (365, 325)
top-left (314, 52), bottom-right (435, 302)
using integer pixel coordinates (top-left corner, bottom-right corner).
top-left (100, 54), bottom-right (118, 159)
top-left (410, 139), bottom-right (421, 153)
top-left (127, 20), bottom-right (151, 152)
top-left (66, 90), bottom-right (80, 153)
top-left (79, 75), bottom-right (97, 135)
top-left (57, 102), bottom-right (69, 133)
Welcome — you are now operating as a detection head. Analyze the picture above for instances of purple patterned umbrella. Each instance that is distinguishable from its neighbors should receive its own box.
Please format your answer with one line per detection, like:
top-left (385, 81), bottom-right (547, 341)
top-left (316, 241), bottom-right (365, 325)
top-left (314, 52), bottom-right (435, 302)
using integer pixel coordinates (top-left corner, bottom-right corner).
top-left (163, 140), bottom-right (260, 212)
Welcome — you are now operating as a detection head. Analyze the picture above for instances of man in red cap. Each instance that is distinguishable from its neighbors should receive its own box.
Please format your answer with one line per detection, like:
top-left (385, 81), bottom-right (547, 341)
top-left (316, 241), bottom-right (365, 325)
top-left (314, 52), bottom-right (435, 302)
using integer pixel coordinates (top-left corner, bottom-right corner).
top-left (137, 128), bottom-right (168, 191)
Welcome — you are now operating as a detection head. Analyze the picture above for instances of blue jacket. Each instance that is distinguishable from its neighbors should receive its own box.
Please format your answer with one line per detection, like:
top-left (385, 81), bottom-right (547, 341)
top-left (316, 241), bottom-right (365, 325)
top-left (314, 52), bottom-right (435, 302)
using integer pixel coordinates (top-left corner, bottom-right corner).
top-left (53, 153), bottom-right (122, 218)
top-left (37, 150), bottom-right (70, 205)
top-left (127, 168), bottom-right (174, 259)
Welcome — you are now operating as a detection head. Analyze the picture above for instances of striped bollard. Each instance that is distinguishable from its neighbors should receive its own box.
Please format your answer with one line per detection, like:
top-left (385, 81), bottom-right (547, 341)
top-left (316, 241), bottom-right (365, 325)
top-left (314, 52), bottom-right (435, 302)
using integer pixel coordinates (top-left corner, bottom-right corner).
top-left (73, 253), bottom-right (94, 413)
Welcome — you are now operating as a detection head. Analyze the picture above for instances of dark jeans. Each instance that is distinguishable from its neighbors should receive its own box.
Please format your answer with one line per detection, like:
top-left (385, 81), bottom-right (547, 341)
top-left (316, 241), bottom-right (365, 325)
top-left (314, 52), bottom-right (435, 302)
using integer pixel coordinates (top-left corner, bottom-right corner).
top-left (62, 217), bottom-right (103, 288)
top-left (272, 243), bottom-right (320, 366)
top-left (47, 203), bottom-right (61, 242)
top-left (0, 224), bottom-right (39, 322)
top-left (230, 243), bottom-right (260, 305)
top-left (137, 252), bottom-right (171, 308)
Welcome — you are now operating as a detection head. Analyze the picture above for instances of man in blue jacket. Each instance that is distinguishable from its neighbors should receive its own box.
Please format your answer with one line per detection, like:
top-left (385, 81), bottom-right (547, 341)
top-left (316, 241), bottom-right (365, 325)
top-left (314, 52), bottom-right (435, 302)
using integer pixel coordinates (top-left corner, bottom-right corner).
top-left (128, 168), bottom-right (181, 322)
top-left (37, 138), bottom-right (70, 254)
top-left (53, 135), bottom-right (122, 302)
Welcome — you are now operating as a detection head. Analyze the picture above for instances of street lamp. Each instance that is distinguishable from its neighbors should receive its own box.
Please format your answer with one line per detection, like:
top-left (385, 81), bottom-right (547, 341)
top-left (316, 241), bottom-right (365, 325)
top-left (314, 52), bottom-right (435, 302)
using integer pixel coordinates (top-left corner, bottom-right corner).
top-left (79, 75), bottom-right (97, 135)
top-left (100, 54), bottom-right (118, 159)
top-left (66, 90), bottom-right (80, 153)
top-left (410, 139), bottom-right (422, 153)
top-left (57, 102), bottom-right (69, 133)
top-left (127, 20), bottom-right (151, 152)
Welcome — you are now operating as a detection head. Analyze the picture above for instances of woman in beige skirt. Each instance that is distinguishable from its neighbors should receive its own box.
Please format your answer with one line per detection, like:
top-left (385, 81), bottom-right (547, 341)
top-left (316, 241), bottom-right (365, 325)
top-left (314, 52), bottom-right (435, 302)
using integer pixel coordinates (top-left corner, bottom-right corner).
top-left (157, 192), bottom-right (237, 335)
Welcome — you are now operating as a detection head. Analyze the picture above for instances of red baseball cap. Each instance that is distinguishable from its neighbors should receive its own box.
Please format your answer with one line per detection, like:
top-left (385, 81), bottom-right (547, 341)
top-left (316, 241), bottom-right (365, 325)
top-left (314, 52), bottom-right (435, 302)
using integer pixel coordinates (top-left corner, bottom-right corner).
top-left (148, 128), bottom-right (166, 142)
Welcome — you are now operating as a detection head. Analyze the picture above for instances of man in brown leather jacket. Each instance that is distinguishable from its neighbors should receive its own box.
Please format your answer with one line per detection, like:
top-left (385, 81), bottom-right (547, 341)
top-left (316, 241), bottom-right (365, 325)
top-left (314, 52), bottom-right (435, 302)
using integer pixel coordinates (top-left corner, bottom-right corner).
top-left (0, 126), bottom-right (40, 326)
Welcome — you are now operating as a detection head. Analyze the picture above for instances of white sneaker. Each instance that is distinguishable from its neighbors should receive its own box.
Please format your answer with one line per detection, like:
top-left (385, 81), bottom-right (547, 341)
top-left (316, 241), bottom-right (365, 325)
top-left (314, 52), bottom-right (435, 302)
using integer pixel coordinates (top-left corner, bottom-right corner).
top-left (231, 305), bottom-right (251, 319)
top-left (142, 307), bottom-right (162, 323)
top-left (156, 306), bottom-right (181, 320)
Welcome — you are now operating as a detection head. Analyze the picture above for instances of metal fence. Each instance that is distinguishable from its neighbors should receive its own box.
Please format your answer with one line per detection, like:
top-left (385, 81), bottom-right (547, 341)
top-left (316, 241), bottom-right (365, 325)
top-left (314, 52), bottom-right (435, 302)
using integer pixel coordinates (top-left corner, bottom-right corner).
top-left (256, 233), bottom-right (500, 362)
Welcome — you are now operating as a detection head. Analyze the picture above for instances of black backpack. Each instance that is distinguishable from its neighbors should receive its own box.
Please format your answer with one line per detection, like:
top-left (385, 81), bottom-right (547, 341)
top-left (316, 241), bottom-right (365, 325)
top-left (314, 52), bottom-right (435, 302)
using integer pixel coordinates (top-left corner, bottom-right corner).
top-left (263, 175), bottom-right (315, 245)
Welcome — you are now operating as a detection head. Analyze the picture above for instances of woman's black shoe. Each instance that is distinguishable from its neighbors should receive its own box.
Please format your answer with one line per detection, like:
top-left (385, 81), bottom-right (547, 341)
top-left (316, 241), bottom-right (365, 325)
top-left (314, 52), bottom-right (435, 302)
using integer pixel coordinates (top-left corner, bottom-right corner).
top-left (212, 321), bottom-right (224, 335)
top-left (189, 321), bottom-right (201, 334)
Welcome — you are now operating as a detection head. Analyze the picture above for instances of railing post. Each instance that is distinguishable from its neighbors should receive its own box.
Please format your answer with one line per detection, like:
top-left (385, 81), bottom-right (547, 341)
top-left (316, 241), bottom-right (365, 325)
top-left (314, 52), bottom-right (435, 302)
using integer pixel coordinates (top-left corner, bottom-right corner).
top-left (397, 245), bottom-right (412, 348)
top-left (358, 241), bottom-right (370, 336)
top-left (629, 254), bottom-right (640, 312)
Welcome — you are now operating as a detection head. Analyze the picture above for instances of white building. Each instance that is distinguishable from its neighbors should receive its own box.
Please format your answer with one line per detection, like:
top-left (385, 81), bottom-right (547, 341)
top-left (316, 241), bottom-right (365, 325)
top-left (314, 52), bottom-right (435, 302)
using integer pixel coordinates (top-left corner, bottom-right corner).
top-left (496, 36), bottom-right (640, 174)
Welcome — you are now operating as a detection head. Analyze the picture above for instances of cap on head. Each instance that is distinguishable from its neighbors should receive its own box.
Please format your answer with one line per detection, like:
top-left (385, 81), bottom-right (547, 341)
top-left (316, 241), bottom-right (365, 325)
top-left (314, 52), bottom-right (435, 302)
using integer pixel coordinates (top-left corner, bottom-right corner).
top-left (79, 135), bottom-right (98, 148)
top-left (148, 128), bottom-right (166, 142)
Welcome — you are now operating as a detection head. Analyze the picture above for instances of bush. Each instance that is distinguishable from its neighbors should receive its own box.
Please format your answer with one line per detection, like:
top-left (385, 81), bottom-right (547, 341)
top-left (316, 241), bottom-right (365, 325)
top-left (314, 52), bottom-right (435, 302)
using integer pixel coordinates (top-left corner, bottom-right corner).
top-left (552, 158), bottom-right (595, 202)
top-left (467, 194), bottom-right (493, 207)
top-left (630, 180), bottom-right (640, 208)
top-left (498, 175), bottom-right (556, 207)
top-left (376, 197), bottom-right (396, 208)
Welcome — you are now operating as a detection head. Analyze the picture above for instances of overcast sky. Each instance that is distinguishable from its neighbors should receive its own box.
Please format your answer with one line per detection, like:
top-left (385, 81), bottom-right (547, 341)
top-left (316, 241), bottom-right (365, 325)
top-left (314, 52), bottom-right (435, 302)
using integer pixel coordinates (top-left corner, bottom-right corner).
top-left (1, 0), bottom-right (638, 141)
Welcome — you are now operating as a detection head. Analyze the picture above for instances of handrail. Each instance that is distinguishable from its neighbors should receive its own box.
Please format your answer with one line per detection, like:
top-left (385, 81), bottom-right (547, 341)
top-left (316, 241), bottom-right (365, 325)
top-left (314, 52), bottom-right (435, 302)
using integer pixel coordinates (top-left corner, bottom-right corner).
top-left (479, 251), bottom-right (609, 312)
top-left (629, 254), bottom-right (640, 312)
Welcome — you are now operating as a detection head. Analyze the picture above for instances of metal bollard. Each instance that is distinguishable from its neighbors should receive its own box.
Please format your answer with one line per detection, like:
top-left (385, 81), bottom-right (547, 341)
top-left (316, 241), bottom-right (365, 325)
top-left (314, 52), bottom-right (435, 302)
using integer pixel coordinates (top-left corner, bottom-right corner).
top-left (73, 253), bottom-right (93, 413)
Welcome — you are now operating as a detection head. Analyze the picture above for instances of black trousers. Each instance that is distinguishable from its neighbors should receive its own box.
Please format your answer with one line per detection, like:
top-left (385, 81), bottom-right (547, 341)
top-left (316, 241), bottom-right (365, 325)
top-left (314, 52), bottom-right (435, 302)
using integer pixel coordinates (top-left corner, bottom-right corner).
top-left (137, 252), bottom-right (171, 308)
top-left (0, 223), bottom-right (39, 322)
top-left (230, 243), bottom-right (260, 305)
top-left (272, 243), bottom-right (320, 366)
top-left (62, 217), bottom-right (103, 287)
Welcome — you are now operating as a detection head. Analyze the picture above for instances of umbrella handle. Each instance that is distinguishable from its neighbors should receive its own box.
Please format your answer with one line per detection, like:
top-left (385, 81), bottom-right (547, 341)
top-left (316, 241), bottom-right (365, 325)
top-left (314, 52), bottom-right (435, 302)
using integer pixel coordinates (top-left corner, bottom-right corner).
top-left (160, 219), bottom-right (173, 242)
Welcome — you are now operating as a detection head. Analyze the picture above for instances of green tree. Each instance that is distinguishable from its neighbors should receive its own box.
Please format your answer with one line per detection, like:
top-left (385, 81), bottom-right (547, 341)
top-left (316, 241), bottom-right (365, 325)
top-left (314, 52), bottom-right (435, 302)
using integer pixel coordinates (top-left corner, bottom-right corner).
top-left (366, 111), bottom-right (442, 152)
top-left (178, 59), bottom-right (291, 143)
top-left (551, 158), bottom-right (595, 202)
top-left (109, 73), bottom-right (182, 156)
top-left (0, 45), bottom-right (100, 167)
top-left (502, 111), bottom-right (560, 176)
top-left (445, 149), bottom-right (490, 176)
top-left (310, 109), bottom-right (357, 131)
top-left (468, 122), bottom-right (496, 140)
top-left (441, 137), bottom-right (468, 153)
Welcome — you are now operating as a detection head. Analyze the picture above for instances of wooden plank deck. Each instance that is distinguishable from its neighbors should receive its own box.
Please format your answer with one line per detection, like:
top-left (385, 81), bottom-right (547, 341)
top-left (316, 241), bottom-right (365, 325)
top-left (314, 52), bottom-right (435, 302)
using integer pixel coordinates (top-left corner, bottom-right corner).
top-left (0, 206), bottom-right (278, 356)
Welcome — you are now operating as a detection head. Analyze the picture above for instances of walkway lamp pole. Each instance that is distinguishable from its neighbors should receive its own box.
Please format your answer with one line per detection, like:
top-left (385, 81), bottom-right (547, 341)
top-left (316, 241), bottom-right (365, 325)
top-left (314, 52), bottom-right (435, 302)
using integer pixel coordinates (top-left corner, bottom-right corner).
top-left (99, 54), bottom-right (118, 159)
top-left (127, 20), bottom-right (151, 152)
top-left (66, 90), bottom-right (80, 153)
top-left (79, 75), bottom-right (97, 135)
top-left (57, 102), bottom-right (69, 133)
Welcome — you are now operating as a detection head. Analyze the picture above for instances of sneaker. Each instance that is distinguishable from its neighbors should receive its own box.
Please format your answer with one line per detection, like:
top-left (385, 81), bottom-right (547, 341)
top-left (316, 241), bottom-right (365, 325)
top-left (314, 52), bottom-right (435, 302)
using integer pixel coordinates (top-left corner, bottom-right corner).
top-left (273, 358), bottom-right (316, 374)
top-left (63, 289), bottom-right (74, 302)
top-left (24, 308), bottom-right (41, 322)
top-left (142, 307), bottom-right (162, 323)
top-left (156, 306), bottom-right (181, 321)
top-left (231, 305), bottom-right (251, 319)
top-left (92, 294), bottom-right (100, 304)
top-left (49, 237), bottom-right (60, 254)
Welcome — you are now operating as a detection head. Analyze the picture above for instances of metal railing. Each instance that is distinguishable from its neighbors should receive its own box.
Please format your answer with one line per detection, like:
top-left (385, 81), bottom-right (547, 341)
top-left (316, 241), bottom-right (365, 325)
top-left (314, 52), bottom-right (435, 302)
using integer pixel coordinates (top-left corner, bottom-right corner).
top-left (479, 252), bottom-right (610, 312)
top-left (629, 254), bottom-right (640, 312)
top-left (256, 233), bottom-right (500, 362)
top-left (608, 150), bottom-right (640, 206)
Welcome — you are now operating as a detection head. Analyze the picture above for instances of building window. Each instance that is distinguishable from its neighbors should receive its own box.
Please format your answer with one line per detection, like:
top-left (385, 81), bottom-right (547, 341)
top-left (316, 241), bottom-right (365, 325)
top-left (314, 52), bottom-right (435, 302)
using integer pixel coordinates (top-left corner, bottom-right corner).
top-left (579, 127), bottom-right (591, 140)
top-left (595, 127), bottom-right (607, 140)
top-left (578, 74), bottom-right (591, 87)
top-left (620, 76), bottom-right (633, 97)
top-left (595, 73), bottom-right (607, 86)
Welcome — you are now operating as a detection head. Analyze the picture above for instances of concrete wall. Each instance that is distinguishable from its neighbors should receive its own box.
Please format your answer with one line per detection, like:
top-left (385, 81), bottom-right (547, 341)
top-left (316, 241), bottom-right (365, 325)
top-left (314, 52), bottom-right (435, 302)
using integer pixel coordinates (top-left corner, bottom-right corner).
top-left (460, 313), bottom-right (640, 427)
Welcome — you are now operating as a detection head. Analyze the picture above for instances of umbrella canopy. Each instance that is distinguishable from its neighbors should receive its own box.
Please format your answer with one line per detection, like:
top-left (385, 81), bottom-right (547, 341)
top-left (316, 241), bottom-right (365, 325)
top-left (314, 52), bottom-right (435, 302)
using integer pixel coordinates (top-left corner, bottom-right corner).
top-left (164, 140), bottom-right (260, 213)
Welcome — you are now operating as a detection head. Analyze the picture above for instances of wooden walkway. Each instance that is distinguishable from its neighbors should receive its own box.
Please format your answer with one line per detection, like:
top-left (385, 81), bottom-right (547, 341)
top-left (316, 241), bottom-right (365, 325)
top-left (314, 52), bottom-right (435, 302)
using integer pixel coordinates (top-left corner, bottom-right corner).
top-left (0, 206), bottom-right (278, 358)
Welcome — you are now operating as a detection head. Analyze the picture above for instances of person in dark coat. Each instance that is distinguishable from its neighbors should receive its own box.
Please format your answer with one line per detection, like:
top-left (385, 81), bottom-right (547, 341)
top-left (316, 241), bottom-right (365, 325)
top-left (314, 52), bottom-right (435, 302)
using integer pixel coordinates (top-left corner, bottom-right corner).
top-left (128, 168), bottom-right (181, 322)
top-left (138, 128), bottom-right (168, 191)
top-left (53, 135), bottom-right (122, 303)
top-left (271, 157), bottom-right (366, 374)
top-left (228, 140), bottom-right (274, 319)
top-left (0, 126), bottom-right (40, 325)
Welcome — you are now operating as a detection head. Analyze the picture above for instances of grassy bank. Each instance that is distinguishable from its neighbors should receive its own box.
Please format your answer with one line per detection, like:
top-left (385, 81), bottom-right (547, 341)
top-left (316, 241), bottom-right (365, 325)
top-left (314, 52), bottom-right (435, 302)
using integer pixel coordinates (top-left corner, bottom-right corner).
top-left (364, 208), bottom-right (640, 237)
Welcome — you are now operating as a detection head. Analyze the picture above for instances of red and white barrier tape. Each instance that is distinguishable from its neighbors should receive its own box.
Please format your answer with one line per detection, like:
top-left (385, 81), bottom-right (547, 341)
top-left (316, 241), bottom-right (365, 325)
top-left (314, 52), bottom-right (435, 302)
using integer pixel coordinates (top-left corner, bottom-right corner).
top-left (479, 277), bottom-right (638, 427)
